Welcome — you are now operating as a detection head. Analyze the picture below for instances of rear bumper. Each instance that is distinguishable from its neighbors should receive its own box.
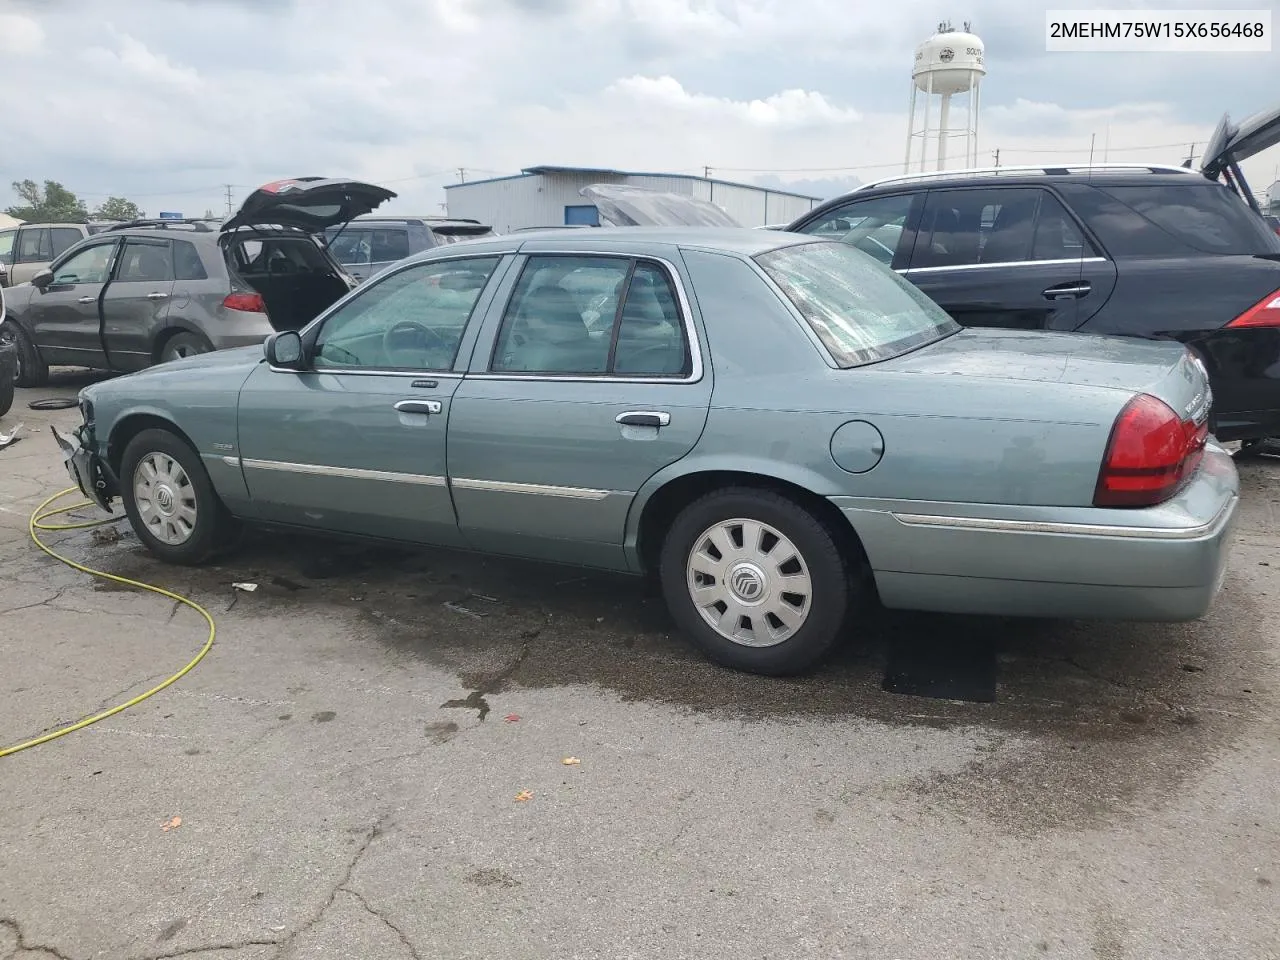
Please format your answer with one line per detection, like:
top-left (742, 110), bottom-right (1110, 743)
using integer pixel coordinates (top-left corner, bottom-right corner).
top-left (833, 444), bottom-right (1239, 622)
top-left (1190, 328), bottom-right (1280, 441)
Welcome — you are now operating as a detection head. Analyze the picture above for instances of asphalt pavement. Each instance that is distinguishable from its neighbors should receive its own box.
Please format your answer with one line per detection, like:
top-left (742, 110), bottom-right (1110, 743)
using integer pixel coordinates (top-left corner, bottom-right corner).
top-left (1, 370), bottom-right (1278, 960)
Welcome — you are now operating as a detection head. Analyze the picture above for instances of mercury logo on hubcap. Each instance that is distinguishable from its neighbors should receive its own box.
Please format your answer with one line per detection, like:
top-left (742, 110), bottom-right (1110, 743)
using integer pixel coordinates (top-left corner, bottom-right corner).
top-left (729, 563), bottom-right (766, 603)
top-left (155, 486), bottom-right (174, 513)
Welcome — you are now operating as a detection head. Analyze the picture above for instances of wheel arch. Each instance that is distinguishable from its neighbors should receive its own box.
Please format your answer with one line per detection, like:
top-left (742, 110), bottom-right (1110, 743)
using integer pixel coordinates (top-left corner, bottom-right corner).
top-left (628, 463), bottom-right (871, 582)
top-left (151, 324), bottom-right (214, 365)
top-left (107, 410), bottom-right (200, 479)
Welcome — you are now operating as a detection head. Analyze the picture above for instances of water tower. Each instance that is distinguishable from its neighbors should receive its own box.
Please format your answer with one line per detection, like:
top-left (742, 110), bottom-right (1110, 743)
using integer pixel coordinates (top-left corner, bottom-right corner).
top-left (903, 21), bottom-right (985, 173)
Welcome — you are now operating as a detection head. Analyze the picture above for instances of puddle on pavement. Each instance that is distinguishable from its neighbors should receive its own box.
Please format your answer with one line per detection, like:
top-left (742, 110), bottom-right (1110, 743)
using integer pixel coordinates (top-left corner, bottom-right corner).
top-left (38, 504), bottom-right (1275, 833)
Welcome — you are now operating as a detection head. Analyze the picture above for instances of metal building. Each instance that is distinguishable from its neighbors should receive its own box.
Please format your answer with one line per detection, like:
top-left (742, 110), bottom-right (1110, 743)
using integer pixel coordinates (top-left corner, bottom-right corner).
top-left (443, 165), bottom-right (822, 232)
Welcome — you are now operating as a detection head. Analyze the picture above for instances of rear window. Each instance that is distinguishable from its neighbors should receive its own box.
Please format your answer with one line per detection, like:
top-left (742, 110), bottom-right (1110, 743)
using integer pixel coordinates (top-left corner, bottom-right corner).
top-left (430, 225), bottom-right (494, 245)
top-left (756, 240), bottom-right (960, 367)
top-left (1073, 183), bottom-right (1280, 257)
top-left (228, 236), bottom-right (332, 276)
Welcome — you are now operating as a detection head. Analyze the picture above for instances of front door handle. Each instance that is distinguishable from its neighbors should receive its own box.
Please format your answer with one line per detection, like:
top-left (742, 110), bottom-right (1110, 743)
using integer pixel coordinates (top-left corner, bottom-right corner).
top-left (1042, 282), bottom-right (1091, 300)
top-left (616, 410), bottom-right (671, 428)
top-left (77, 296), bottom-right (95, 304)
top-left (146, 292), bottom-right (169, 300)
top-left (395, 399), bottom-right (442, 415)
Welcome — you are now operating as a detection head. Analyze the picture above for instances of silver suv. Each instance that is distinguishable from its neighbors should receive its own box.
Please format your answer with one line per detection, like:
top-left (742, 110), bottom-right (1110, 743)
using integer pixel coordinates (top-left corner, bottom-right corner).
top-left (0, 178), bottom-right (394, 387)
top-left (322, 215), bottom-right (494, 282)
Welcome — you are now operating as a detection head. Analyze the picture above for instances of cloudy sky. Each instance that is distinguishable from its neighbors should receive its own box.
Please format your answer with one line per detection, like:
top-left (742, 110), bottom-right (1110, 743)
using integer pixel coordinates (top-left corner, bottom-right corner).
top-left (1, 0), bottom-right (1277, 218)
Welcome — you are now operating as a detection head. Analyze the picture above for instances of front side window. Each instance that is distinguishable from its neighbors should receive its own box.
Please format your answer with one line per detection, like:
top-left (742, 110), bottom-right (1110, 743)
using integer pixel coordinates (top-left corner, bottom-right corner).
top-left (117, 240), bottom-right (174, 282)
top-left (16, 228), bottom-right (52, 264)
top-left (491, 256), bottom-right (690, 377)
top-left (314, 256), bottom-right (501, 371)
top-left (757, 240), bottom-right (959, 367)
top-left (796, 194), bottom-right (914, 265)
top-left (52, 242), bottom-right (117, 285)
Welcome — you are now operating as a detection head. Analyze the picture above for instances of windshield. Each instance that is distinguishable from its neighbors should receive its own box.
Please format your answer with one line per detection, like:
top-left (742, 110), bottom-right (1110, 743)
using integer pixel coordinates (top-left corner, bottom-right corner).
top-left (755, 240), bottom-right (960, 366)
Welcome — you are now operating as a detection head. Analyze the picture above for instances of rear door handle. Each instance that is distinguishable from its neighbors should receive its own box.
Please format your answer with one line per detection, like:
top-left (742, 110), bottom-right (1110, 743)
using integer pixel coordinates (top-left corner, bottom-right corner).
top-left (1042, 282), bottom-right (1091, 300)
top-left (616, 411), bottom-right (671, 428)
top-left (395, 399), bottom-right (442, 415)
top-left (77, 296), bottom-right (95, 304)
top-left (146, 292), bottom-right (169, 300)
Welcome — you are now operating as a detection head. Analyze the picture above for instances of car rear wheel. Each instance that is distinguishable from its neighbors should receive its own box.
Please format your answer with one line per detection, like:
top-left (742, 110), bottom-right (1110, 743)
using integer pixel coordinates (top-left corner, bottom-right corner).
top-left (1, 321), bottom-right (49, 388)
top-left (658, 487), bottom-right (856, 676)
top-left (120, 428), bottom-right (238, 565)
top-left (159, 332), bottom-right (213, 364)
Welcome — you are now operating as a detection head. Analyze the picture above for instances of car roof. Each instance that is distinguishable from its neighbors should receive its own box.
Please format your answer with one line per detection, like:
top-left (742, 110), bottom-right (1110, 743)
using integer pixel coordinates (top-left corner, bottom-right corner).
top-left (401, 226), bottom-right (814, 263)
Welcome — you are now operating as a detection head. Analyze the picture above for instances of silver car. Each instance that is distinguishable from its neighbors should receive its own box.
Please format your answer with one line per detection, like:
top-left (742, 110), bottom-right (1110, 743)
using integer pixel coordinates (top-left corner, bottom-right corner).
top-left (0, 178), bottom-right (394, 386)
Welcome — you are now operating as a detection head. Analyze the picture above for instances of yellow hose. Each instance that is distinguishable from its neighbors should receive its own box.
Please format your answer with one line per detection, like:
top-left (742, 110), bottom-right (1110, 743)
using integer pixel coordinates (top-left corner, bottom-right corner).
top-left (0, 487), bottom-right (216, 759)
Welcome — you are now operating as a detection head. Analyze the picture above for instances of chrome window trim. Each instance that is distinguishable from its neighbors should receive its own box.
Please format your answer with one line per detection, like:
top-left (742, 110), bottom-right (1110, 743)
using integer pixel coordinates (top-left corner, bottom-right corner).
top-left (891, 496), bottom-right (1235, 541)
top-left (267, 365), bottom-right (464, 380)
top-left (478, 252), bottom-right (704, 385)
top-left (238, 457), bottom-right (447, 487)
top-left (900, 256), bottom-right (1109, 275)
top-left (451, 477), bottom-right (621, 500)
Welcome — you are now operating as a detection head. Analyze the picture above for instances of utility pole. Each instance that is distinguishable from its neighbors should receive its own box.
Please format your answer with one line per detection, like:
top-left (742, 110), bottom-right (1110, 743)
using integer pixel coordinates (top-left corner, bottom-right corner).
top-left (457, 168), bottom-right (467, 183)
top-left (992, 148), bottom-right (1000, 167)
top-left (224, 184), bottom-right (234, 215)
top-left (1186, 143), bottom-right (1198, 166)
top-left (1089, 133), bottom-right (1096, 166)
top-left (704, 166), bottom-right (711, 178)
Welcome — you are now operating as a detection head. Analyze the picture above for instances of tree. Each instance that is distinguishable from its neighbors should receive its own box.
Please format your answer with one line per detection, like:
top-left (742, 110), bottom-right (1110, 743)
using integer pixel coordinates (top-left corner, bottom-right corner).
top-left (5, 179), bottom-right (88, 222)
top-left (92, 197), bottom-right (144, 221)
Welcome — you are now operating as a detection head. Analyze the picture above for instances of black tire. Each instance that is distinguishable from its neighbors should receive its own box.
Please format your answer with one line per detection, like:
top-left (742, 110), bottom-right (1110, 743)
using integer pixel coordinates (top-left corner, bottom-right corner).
top-left (120, 428), bottom-right (238, 565)
top-left (0, 356), bottom-right (13, 418)
top-left (158, 332), bottom-right (213, 364)
top-left (658, 487), bottom-right (858, 676)
top-left (2, 322), bottom-right (48, 388)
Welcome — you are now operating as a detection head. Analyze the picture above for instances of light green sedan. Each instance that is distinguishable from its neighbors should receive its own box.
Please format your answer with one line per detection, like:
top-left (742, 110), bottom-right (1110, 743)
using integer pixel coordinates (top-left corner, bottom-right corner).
top-left (55, 227), bottom-right (1237, 675)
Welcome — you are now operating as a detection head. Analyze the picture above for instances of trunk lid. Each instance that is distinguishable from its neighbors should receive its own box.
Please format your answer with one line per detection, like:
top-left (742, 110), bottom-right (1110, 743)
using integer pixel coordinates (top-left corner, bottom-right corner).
top-left (1200, 101), bottom-right (1280, 211)
top-left (224, 178), bottom-right (397, 232)
top-left (580, 184), bottom-right (742, 227)
top-left (883, 328), bottom-right (1211, 423)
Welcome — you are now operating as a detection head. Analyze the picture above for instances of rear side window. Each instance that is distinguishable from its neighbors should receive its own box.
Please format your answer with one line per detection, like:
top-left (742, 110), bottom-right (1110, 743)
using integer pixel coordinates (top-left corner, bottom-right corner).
top-left (1072, 183), bottom-right (1280, 257)
top-left (117, 240), bottom-right (173, 281)
top-left (913, 188), bottom-right (1041, 268)
top-left (0, 229), bottom-right (14, 264)
top-left (16, 228), bottom-right (51, 263)
top-left (50, 227), bottom-right (84, 257)
top-left (173, 240), bottom-right (208, 280)
top-left (369, 228), bottom-right (410, 263)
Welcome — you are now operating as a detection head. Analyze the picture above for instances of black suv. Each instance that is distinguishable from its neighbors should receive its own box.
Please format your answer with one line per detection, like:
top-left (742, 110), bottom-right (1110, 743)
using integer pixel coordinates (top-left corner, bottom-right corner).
top-left (787, 162), bottom-right (1280, 441)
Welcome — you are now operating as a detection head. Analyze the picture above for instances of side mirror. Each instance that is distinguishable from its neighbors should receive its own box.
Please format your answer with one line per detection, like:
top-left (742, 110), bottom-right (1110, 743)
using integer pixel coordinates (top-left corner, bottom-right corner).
top-left (264, 330), bottom-right (305, 370)
top-left (31, 269), bottom-right (53, 290)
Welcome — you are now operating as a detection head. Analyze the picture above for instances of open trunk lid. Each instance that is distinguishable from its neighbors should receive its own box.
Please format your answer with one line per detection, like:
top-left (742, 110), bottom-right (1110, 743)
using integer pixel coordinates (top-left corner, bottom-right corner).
top-left (580, 184), bottom-right (742, 227)
top-left (224, 178), bottom-right (397, 232)
top-left (1199, 102), bottom-right (1280, 212)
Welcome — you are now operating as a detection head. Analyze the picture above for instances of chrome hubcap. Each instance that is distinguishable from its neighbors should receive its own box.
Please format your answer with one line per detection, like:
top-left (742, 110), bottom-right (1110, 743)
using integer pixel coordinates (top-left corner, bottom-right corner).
top-left (133, 452), bottom-right (198, 545)
top-left (685, 517), bottom-right (813, 648)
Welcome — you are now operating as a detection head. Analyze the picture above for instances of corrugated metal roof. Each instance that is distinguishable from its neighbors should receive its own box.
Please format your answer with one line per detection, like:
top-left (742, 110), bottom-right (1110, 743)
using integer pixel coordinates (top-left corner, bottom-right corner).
top-left (445, 165), bottom-right (822, 201)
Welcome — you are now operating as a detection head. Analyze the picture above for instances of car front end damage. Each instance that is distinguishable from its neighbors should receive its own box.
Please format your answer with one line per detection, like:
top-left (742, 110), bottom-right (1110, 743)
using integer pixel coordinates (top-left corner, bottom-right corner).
top-left (51, 398), bottom-right (118, 513)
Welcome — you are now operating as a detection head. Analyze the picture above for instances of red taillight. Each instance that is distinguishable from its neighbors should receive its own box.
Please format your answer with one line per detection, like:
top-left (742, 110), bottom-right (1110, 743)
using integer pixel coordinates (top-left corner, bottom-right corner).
top-left (222, 292), bottom-right (266, 313)
top-left (1094, 393), bottom-right (1208, 508)
top-left (1226, 288), bottom-right (1280, 328)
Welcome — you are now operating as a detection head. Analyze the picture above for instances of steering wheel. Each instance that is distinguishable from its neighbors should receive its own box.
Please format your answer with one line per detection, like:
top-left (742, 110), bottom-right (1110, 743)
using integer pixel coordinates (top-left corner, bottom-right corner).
top-left (382, 319), bottom-right (451, 367)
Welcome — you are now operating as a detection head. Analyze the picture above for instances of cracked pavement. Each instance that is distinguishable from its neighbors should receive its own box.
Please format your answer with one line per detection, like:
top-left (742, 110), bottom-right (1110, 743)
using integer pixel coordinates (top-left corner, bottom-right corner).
top-left (1, 371), bottom-right (1279, 959)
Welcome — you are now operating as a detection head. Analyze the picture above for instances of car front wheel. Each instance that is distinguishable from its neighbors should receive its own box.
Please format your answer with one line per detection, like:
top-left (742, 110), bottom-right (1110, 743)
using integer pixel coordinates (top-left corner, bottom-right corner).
top-left (658, 487), bottom-right (856, 676)
top-left (120, 428), bottom-right (237, 564)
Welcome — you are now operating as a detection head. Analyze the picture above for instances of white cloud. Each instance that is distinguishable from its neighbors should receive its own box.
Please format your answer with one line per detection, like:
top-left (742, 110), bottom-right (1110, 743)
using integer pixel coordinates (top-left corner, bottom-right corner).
top-left (1, 0), bottom-right (1276, 216)
top-left (0, 13), bottom-right (44, 54)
